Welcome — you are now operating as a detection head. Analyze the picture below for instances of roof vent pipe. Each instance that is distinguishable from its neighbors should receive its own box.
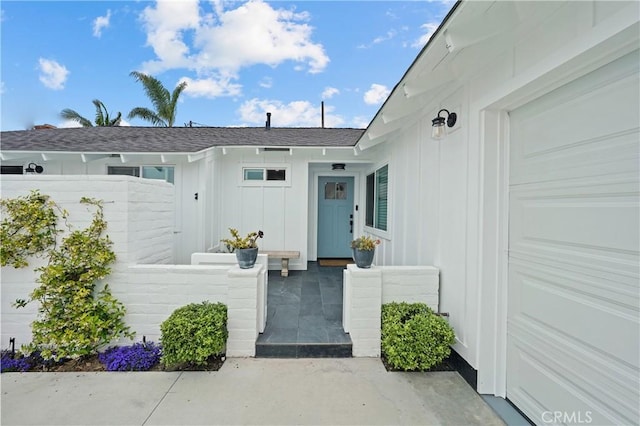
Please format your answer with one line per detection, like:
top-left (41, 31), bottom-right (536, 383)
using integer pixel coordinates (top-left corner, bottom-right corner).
top-left (321, 101), bottom-right (325, 128)
top-left (266, 112), bottom-right (271, 130)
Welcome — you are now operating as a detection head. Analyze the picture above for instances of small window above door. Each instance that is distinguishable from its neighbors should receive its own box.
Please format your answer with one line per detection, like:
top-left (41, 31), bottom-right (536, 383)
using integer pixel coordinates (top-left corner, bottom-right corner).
top-left (241, 164), bottom-right (290, 186)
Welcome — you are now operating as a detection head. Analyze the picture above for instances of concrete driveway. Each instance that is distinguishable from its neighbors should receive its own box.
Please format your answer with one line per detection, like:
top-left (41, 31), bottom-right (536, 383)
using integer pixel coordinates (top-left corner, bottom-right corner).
top-left (1, 358), bottom-right (505, 426)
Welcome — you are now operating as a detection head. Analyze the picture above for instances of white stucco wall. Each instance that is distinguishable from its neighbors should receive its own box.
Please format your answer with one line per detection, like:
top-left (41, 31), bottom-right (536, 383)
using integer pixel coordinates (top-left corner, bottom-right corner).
top-left (357, 0), bottom-right (639, 394)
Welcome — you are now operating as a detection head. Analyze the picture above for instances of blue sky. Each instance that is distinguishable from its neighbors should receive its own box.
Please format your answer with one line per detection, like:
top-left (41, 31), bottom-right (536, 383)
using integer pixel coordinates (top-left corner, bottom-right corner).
top-left (1, 1), bottom-right (453, 131)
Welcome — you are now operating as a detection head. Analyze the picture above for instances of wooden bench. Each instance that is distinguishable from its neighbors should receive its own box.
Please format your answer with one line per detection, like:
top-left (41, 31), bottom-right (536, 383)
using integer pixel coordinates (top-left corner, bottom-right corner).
top-left (261, 250), bottom-right (300, 277)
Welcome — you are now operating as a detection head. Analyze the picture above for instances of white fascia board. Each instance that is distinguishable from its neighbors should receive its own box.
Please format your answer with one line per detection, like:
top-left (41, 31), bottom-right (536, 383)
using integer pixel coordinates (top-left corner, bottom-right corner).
top-left (0, 152), bottom-right (32, 161)
top-left (188, 152), bottom-right (206, 163)
top-left (186, 146), bottom-right (217, 163)
top-left (0, 151), bottom-right (73, 162)
top-left (217, 145), bottom-right (357, 153)
top-left (81, 153), bottom-right (110, 163)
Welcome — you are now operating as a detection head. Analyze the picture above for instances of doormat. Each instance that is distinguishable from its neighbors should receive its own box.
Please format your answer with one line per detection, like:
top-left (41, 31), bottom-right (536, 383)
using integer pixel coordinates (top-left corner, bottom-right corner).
top-left (318, 258), bottom-right (354, 267)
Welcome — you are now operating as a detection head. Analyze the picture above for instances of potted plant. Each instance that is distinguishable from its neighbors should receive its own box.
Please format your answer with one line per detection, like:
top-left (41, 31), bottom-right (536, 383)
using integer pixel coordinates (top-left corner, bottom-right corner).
top-left (221, 228), bottom-right (264, 269)
top-left (350, 235), bottom-right (380, 268)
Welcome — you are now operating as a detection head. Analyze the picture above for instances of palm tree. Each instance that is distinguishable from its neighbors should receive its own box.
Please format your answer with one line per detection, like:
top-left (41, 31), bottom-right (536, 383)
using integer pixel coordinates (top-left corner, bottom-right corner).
top-left (60, 99), bottom-right (122, 127)
top-left (127, 71), bottom-right (187, 127)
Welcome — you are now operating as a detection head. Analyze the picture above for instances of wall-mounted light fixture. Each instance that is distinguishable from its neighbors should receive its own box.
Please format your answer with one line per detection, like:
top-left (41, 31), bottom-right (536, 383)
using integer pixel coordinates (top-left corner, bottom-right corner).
top-left (332, 163), bottom-right (346, 171)
top-left (24, 162), bottom-right (44, 174)
top-left (431, 109), bottom-right (457, 140)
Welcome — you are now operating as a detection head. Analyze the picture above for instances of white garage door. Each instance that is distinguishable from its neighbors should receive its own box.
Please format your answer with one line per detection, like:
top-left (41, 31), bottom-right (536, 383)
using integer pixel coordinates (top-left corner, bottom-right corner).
top-left (507, 50), bottom-right (639, 425)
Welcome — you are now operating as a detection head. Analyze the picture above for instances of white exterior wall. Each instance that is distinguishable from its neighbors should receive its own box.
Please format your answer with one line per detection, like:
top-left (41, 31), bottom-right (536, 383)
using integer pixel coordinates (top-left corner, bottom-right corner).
top-left (343, 265), bottom-right (440, 357)
top-left (119, 264), bottom-right (230, 343)
top-left (2, 155), bottom-right (208, 264)
top-left (0, 176), bottom-right (175, 347)
top-left (210, 148), bottom-right (375, 271)
top-left (120, 264), bottom-right (263, 357)
top-left (0, 177), bottom-right (262, 356)
top-left (2, 146), bottom-right (377, 268)
top-left (381, 266), bottom-right (439, 307)
top-left (359, 1), bottom-right (639, 394)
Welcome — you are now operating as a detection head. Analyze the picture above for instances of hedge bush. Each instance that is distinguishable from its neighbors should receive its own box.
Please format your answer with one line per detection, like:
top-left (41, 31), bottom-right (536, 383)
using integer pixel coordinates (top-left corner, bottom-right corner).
top-left (160, 302), bottom-right (227, 368)
top-left (381, 302), bottom-right (455, 371)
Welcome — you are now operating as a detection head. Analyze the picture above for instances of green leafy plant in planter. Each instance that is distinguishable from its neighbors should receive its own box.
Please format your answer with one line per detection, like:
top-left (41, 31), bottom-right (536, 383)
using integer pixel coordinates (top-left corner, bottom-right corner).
top-left (351, 235), bottom-right (380, 268)
top-left (221, 228), bottom-right (264, 251)
top-left (1, 192), bottom-right (133, 361)
top-left (221, 228), bottom-right (264, 268)
top-left (381, 302), bottom-right (455, 371)
top-left (160, 301), bottom-right (228, 368)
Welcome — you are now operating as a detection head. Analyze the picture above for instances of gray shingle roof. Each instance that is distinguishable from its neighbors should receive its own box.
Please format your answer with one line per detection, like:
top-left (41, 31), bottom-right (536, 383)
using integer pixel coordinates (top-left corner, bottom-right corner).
top-left (0, 126), bottom-right (365, 153)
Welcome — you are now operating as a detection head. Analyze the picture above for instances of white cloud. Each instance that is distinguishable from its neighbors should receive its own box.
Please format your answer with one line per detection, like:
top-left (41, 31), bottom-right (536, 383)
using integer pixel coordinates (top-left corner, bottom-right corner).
top-left (238, 98), bottom-right (344, 127)
top-left (180, 76), bottom-right (242, 98)
top-left (352, 115), bottom-right (370, 129)
top-left (363, 84), bottom-right (390, 105)
top-left (259, 77), bottom-right (273, 89)
top-left (373, 30), bottom-right (396, 45)
top-left (358, 29), bottom-right (397, 49)
top-left (93, 9), bottom-right (111, 37)
top-left (138, 0), bottom-right (329, 97)
top-left (140, 0), bottom-right (200, 73)
top-left (321, 87), bottom-right (339, 100)
top-left (412, 22), bottom-right (439, 48)
top-left (58, 117), bottom-right (130, 128)
top-left (58, 119), bottom-right (82, 128)
top-left (38, 58), bottom-right (69, 90)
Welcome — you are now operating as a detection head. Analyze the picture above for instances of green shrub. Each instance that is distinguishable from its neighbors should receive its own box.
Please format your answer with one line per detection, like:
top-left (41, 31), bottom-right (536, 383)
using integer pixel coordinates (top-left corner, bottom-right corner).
top-left (160, 302), bottom-right (228, 367)
top-left (381, 302), bottom-right (455, 371)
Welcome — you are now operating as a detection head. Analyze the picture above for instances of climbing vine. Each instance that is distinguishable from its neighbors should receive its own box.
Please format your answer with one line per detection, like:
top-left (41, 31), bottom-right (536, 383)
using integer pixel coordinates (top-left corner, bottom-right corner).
top-left (0, 190), bottom-right (64, 268)
top-left (1, 192), bottom-right (133, 360)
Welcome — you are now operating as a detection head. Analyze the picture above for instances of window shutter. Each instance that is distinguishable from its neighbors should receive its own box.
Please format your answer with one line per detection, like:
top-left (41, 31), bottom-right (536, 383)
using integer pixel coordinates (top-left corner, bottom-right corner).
top-left (366, 173), bottom-right (375, 227)
top-left (375, 165), bottom-right (388, 231)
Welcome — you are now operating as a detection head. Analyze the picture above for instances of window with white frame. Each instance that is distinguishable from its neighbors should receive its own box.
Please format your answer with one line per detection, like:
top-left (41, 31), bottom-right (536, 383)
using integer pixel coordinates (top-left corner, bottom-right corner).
top-left (365, 164), bottom-right (388, 231)
top-left (107, 166), bottom-right (174, 184)
top-left (241, 165), bottom-right (290, 186)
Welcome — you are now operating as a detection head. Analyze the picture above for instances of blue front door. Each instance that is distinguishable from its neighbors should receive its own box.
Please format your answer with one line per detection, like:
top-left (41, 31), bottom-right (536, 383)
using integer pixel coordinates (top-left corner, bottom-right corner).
top-left (317, 176), bottom-right (354, 258)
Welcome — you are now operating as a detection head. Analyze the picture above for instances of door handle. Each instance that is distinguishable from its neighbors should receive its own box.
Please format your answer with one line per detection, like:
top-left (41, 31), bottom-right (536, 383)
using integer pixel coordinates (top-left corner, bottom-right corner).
top-left (349, 220), bottom-right (353, 233)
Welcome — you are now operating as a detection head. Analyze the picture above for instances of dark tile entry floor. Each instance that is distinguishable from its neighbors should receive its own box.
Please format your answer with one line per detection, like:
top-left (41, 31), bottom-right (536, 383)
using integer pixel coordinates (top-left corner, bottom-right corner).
top-left (255, 262), bottom-right (352, 357)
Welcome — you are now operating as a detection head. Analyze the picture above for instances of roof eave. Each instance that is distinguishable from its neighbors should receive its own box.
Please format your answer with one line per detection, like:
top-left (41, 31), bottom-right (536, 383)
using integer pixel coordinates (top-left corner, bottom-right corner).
top-left (355, 0), bottom-right (463, 151)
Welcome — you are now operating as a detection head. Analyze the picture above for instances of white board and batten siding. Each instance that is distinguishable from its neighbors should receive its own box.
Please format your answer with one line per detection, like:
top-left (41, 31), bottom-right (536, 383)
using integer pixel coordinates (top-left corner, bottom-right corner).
top-left (506, 51), bottom-right (639, 425)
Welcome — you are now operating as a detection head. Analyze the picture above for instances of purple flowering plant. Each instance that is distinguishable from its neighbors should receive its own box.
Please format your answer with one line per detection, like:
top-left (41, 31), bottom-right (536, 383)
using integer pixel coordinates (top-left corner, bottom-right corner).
top-left (98, 342), bottom-right (161, 371)
top-left (1, 351), bottom-right (34, 372)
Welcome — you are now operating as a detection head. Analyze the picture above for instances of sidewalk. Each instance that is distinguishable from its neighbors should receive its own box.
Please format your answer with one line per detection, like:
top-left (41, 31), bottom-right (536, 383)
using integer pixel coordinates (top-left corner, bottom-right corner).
top-left (1, 358), bottom-right (505, 426)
